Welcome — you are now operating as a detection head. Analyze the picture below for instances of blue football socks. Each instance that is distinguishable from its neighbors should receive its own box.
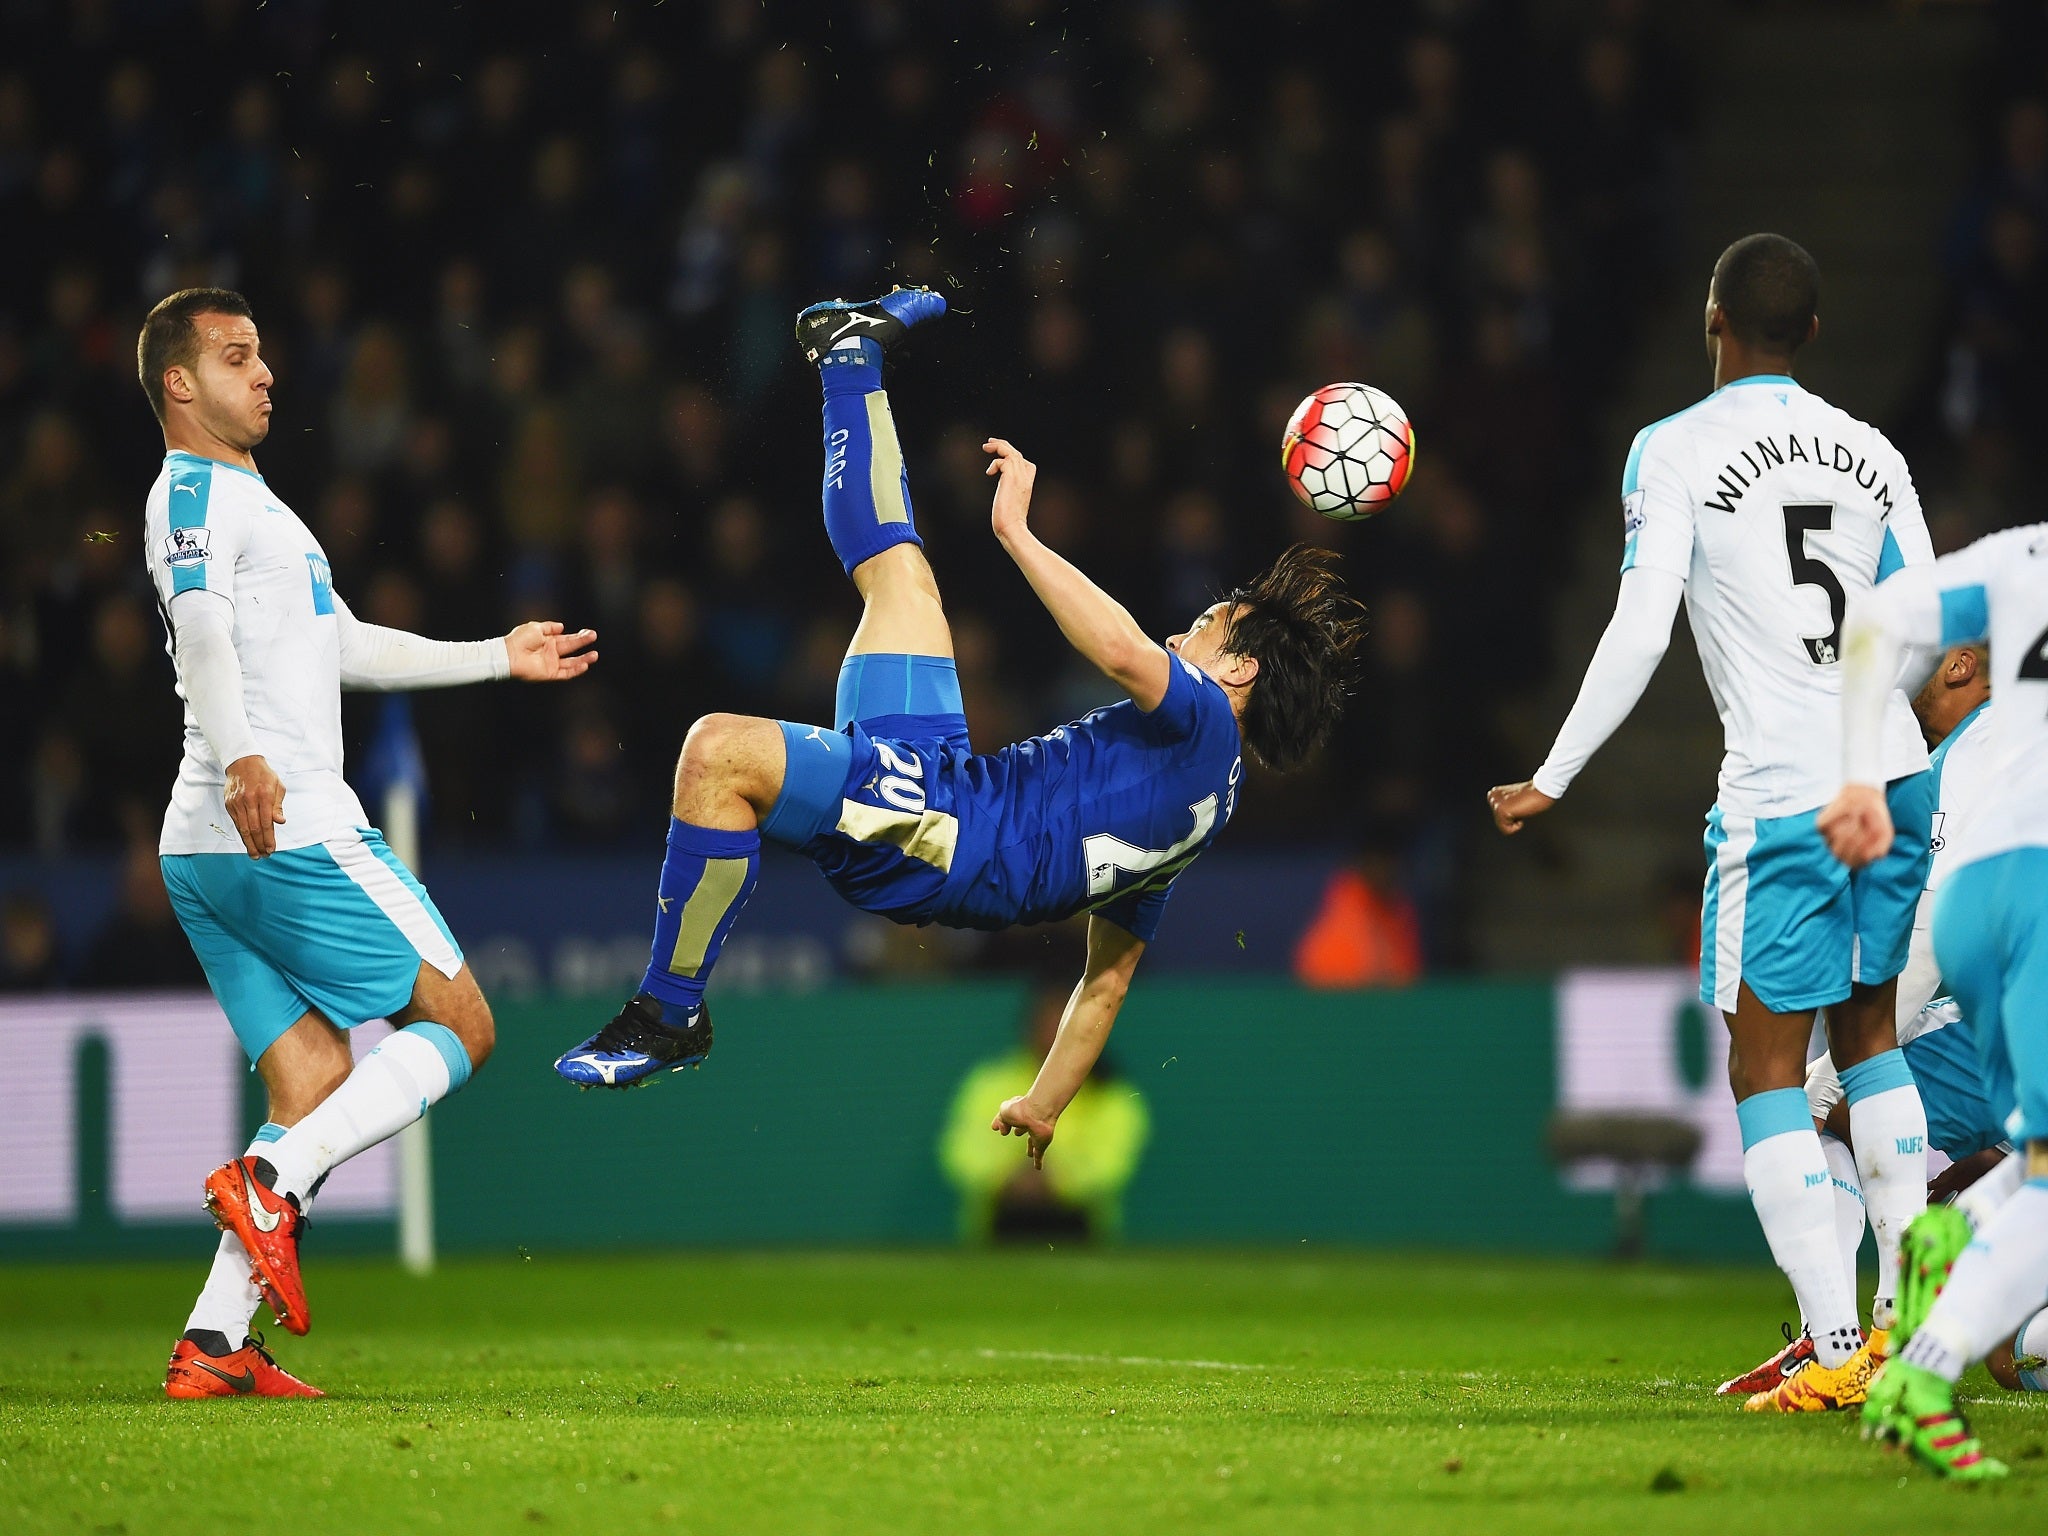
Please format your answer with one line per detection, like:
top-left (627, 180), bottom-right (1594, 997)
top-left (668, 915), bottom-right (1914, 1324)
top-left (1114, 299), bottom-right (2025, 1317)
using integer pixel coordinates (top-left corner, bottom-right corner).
top-left (818, 340), bottom-right (923, 576)
top-left (639, 817), bottom-right (761, 1023)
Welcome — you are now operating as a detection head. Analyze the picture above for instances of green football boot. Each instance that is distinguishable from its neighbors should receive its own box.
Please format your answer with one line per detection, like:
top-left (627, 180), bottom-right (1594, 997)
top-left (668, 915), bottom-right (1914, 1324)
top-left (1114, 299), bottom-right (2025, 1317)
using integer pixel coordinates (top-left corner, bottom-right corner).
top-left (1861, 1360), bottom-right (2008, 1480)
top-left (1894, 1205), bottom-right (1973, 1347)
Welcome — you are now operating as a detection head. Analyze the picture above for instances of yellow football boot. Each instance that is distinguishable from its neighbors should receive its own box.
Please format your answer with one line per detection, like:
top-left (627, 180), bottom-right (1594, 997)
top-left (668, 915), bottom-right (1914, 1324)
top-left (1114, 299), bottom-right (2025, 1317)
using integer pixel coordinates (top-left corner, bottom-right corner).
top-left (1743, 1329), bottom-right (1888, 1413)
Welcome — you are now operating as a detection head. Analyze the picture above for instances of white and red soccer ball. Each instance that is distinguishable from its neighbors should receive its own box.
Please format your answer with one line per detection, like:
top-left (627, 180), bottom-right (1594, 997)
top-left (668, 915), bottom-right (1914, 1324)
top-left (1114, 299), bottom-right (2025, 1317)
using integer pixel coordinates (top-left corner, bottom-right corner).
top-left (1281, 383), bottom-right (1415, 520)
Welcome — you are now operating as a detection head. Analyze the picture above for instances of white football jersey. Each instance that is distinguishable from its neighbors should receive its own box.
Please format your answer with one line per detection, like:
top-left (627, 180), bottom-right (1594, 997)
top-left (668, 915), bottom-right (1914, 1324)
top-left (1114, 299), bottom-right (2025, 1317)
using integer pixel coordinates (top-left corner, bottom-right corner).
top-left (1911, 525), bottom-right (2048, 870)
top-left (1924, 702), bottom-right (1994, 912)
top-left (144, 450), bottom-right (366, 854)
top-left (1623, 375), bottom-right (1932, 816)
top-left (1894, 701), bottom-right (1993, 1028)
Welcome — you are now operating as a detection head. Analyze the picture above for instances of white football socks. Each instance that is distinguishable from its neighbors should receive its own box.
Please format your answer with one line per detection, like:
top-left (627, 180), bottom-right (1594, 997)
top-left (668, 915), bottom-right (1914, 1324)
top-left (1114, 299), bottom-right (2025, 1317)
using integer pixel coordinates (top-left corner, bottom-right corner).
top-left (261, 1024), bottom-right (471, 1205)
top-left (185, 1123), bottom-right (321, 1347)
top-left (1741, 1091), bottom-right (1862, 1367)
top-left (1839, 1054), bottom-right (1926, 1333)
top-left (1902, 1180), bottom-right (2048, 1382)
top-left (1820, 1134), bottom-right (1866, 1309)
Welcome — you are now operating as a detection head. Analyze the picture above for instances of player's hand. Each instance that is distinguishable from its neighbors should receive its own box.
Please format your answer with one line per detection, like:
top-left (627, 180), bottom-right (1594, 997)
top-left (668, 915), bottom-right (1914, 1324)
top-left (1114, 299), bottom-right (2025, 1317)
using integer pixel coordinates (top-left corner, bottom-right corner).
top-left (983, 438), bottom-right (1037, 544)
top-left (1819, 783), bottom-right (1893, 868)
top-left (505, 621), bottom-right (598, 682)
top-left (1487, 780), bottom-right (1556, 835)
top-left (223, 754), bottom-right (287, 860)
top-left (1929, 1147), bottom-right (2007, 1206)
top-left (991, 1095), bottom-right (1056, 1169)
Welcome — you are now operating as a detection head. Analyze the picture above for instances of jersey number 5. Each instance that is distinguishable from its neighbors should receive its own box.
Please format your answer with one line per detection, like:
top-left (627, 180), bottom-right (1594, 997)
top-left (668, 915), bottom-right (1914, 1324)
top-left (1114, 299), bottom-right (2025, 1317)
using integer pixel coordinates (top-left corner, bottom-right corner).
top-left (1782, 503), bottom-right (1846, 665)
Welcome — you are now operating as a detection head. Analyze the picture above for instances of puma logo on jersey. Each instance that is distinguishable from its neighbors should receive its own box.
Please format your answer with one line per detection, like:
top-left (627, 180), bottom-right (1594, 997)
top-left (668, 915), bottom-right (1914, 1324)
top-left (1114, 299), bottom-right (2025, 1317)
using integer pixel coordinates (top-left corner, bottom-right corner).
top-left (173, 482), bottom-right (200, 496)
top-left (804, 726), bottom-right (833, 751)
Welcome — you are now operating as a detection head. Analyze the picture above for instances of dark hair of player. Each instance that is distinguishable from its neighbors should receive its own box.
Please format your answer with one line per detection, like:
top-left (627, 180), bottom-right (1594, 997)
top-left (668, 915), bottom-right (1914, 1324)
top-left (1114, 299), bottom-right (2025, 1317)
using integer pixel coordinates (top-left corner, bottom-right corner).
top-left (1711, 233), bottom-right (1819, 354)
top-left (137, 287), bottom-right (255, 423)
top-left (1217, 544), bottom-right (1369, 773)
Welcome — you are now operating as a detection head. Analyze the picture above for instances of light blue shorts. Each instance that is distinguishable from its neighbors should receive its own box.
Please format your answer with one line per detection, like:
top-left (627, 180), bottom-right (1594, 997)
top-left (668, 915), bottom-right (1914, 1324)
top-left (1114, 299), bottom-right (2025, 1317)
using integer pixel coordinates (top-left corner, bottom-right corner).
top-left (162, 827), bottom-right (463, 1063)
top-left (1700, 773), bottom-right (1933, 1015)
top-left (1903, 1003), bottom-right (2004, 1161)
top-left (1932, 846), bottom-right (2048, 1145)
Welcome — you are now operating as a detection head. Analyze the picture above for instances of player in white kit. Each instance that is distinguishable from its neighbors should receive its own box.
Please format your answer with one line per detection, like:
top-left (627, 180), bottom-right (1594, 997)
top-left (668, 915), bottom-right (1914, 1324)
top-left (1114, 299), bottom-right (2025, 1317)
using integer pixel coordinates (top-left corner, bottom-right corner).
top-left (1825, 524), bottom-right (2048, 1478)
top-left (136, 289), bottom-right (597, 1398)
top-left (1489, 236), bottom-right (1935, 1411)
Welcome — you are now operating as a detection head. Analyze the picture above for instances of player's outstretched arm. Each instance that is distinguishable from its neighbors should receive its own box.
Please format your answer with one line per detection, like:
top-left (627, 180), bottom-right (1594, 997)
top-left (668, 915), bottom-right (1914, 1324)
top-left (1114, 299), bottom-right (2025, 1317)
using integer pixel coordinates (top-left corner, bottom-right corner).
top-left (992, 916), bottom-right (1146, 1168)
top-left (333, 596), bottom-right (596, 689)
top-left (1820, 567), bottom-right (1945, 867)
top-left (984, 437), bottom-right (1173, 711)
top-left (1487, 566), bottom-right (1684, 834)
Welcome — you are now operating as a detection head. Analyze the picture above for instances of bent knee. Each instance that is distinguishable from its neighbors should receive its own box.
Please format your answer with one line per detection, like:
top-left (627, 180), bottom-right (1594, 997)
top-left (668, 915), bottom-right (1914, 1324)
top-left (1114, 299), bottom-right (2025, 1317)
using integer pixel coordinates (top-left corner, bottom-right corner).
top-left (456, 999), bottom-right (495, 1072)
top-left (677, 713), bottom-right (782, 798)
top-left (409, 963), bottom-right (495, 1074)
top-left (681, 712), bottom-right (754, 769)
top-left (445, 984), bottom-right (495, 1073)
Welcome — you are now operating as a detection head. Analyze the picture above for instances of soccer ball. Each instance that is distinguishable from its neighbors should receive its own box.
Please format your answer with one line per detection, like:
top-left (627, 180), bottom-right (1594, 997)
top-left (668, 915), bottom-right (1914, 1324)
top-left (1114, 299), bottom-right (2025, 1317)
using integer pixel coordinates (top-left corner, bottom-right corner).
top-left (1281, 383), bottom-right (1415, 520)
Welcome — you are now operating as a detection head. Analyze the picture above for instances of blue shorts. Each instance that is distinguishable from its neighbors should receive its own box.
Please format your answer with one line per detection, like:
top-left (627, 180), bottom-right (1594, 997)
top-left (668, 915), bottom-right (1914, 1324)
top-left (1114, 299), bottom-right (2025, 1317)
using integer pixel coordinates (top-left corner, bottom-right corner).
top-left (1903, 1003), bottom-right (2004, 1161)
top-left (1700, 773), bottom-right (1933, 1014)
top-left (1932, 846), bottom-right (2048, 1145)
top-left (759, 652), bottom-right (970, 925)
top-left (162, 827), bottom-right (463, 1063)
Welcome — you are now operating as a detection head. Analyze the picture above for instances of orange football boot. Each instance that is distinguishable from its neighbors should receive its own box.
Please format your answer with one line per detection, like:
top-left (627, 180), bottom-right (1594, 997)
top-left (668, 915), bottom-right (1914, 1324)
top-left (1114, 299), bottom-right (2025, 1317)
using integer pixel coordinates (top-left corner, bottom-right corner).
top-left (202, 1157), bottom-right (310, 1336)
top-left (165, 1334), bottom-right (323, 1398)
top-left (1716, 1322), bottom-right (1816, 1396)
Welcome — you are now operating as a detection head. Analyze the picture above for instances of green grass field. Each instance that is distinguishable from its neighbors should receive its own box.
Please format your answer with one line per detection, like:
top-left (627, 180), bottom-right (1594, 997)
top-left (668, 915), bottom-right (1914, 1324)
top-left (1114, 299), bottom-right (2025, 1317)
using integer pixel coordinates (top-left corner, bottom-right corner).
top-left (4, 1251), bottom-right (2044, 1534)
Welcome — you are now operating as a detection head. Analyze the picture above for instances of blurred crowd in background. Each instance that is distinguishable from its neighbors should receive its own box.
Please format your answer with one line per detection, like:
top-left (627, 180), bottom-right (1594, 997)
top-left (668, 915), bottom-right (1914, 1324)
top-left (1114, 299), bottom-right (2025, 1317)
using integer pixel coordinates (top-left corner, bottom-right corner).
top-left (1907, 2), bottom-right (2048, 551)
top-left (0, 0), bottom-right (1701, 978)
top-left (11, 0), bottom-right (2020, 988)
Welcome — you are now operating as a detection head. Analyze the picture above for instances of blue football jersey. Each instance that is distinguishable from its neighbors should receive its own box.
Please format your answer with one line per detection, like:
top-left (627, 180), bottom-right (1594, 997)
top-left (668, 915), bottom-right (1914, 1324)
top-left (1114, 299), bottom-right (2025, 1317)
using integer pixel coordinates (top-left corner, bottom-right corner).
top-left (935, 655), bottom-right (1243, 939)
top-left (800, 654), bottom-right (1243, 940)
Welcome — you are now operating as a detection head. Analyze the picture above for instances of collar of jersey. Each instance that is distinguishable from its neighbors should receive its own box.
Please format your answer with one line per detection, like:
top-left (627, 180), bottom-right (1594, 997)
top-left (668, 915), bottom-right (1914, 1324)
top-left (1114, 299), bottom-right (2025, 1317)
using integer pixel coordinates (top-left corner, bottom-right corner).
top-left (1935, 700), bottom-right (1991, 766)
top-left (164, 449), bottom-right (265, 482)
top-left (1717, 373), bottom-right (1799, 391)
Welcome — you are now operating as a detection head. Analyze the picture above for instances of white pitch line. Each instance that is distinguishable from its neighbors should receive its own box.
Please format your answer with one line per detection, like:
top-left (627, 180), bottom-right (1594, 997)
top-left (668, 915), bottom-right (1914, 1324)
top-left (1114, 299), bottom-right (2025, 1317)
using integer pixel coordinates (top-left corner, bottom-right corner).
top-left (975, 1348), bottom-right (1273, 1373)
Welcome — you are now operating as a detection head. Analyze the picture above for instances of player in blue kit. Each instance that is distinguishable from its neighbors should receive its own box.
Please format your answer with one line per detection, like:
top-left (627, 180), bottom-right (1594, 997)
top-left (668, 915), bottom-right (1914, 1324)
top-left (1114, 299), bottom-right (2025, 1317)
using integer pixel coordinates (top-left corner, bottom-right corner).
top-left (554, 289), bottom-right (1365, 1164)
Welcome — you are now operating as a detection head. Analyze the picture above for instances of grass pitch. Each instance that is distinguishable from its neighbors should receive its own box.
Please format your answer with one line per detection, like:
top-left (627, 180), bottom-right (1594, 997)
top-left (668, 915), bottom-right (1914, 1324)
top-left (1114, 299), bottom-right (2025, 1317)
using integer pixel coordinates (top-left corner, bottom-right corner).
top-left (3, 1251), bottom-right (2043, 1534)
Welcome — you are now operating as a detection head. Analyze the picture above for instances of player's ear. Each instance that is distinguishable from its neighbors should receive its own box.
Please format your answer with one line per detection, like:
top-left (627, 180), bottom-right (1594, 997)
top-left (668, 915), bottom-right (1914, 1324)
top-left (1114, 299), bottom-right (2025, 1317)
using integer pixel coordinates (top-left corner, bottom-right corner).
top-left (1805, 313), bottom-right (1820, 347)
top-left (1217, 651), bottom-right (1258, 690)
top-left (162, 364), bottom-right (196, 406)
